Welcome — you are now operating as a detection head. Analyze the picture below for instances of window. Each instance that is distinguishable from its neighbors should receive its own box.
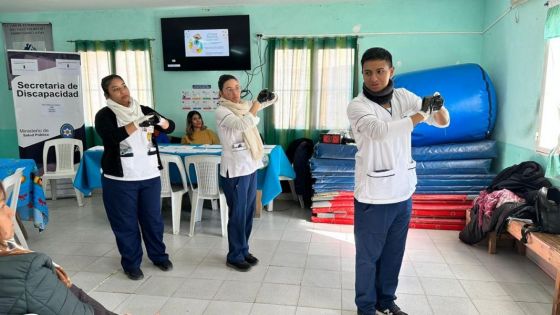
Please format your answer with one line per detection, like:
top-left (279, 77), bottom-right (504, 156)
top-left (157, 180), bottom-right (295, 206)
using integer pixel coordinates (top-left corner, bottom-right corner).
top-left (537, 37), bottom-right (560, 152)
top-left (76, 39), bottom-right (153, 126)
top-left (272, 38), bottom-right (356, 131)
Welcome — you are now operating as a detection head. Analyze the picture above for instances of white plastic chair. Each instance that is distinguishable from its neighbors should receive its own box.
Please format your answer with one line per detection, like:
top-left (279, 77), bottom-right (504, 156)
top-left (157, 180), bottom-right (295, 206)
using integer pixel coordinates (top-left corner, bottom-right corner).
top-left (267, 175), bottom-right (301, 211)
top-left (42, 138), bottom-right (84, 206)
top-left (184, 155), bottom-right (228, 237)
top-left (2, 167), bottom-right (28, 249)
top-left (160, 154), bottom-right (190, 235)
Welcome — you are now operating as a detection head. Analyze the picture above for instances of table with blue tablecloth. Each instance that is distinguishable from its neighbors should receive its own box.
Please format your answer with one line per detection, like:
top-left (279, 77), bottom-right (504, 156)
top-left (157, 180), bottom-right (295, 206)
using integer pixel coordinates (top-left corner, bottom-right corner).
top-left (0, 158), bottom-right (49, 230)
top-left (74, 144), bottom-right (295, 206)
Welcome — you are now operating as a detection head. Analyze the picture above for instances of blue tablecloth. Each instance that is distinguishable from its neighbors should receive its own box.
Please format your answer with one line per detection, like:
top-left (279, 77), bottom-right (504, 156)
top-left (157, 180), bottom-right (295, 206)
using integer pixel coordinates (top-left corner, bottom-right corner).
top-left (74, 144), bottom-right (295, 206)
top-left (0, 158), bottom-right (48, 230)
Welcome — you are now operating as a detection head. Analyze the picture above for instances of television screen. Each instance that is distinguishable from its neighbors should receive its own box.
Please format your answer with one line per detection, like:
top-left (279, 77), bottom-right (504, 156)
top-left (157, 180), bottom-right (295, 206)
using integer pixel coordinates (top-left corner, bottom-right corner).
top-left (161, 15), bottom-right (251, 71)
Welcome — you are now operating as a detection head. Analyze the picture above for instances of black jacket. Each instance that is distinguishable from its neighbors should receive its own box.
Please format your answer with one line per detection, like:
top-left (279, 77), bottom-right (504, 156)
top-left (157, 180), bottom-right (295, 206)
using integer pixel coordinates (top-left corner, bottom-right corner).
top-left (94, 105), bottom-right (175, 177)
top-left (486, 161), bottom-right (551, 199)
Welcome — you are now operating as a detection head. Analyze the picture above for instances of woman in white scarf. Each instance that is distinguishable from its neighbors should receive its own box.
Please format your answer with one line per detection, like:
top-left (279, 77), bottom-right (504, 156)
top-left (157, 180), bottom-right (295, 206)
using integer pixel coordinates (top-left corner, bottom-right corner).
top-left (95, 74), bottom-right (175, 281)
top-left (215, 74), bottom-right (263, 272)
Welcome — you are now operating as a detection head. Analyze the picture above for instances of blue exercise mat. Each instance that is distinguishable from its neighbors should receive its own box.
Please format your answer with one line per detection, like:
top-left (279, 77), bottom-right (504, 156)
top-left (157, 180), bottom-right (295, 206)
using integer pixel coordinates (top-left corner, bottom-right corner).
top-left (310, 158), bottom-right (355, 172)
top-left (416, 159), bottom-right (492, 175)
top-left (394, 63), bottom-right (497, 146)
top-left (412, 140), bottom-right (497, 161)
top-left (314, 140), bottom-right (497, 161)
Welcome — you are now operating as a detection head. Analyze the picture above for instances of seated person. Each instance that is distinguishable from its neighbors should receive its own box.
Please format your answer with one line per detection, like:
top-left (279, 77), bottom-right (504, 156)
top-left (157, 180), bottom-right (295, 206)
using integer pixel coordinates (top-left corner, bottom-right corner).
top-left (0, 181), bottom-right (116, 315)
top-left (181, 110), bottom-right (220, 145)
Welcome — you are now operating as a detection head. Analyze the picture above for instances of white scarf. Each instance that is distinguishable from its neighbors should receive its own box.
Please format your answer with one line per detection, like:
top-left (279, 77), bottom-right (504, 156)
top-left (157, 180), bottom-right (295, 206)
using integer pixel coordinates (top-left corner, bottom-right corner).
top-left (106, 97), bottom-right (143, 126)
top-left (218, 97), bottom-right (264, 161)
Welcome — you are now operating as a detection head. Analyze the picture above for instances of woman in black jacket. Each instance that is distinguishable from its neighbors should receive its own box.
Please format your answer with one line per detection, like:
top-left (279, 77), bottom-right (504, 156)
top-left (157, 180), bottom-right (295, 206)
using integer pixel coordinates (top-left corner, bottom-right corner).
top-left (95, 74), bottom-right (175, 280)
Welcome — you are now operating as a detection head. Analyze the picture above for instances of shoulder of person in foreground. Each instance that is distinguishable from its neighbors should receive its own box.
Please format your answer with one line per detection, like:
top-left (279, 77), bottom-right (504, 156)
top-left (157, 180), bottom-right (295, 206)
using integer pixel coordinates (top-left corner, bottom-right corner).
top-left (24, 252), bottom-right (94, 315)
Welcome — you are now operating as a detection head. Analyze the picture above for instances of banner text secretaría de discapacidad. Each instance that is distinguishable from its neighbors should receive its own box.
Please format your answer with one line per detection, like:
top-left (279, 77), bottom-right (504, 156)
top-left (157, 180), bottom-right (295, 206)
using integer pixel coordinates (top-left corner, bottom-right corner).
top-left (15, 81), bottom-right (79, 98)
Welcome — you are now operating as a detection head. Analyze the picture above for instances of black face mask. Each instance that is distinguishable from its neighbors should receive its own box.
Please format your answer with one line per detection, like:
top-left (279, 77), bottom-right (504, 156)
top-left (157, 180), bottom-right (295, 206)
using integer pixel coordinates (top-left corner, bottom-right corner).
top-left (362, 79), bottom-right (394, 106)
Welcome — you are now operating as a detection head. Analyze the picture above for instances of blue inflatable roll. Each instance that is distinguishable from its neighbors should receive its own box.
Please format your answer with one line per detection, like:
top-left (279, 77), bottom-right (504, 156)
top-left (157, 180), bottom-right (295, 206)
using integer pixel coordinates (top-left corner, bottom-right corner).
top-left (394, 63), bottom-right (497, 146)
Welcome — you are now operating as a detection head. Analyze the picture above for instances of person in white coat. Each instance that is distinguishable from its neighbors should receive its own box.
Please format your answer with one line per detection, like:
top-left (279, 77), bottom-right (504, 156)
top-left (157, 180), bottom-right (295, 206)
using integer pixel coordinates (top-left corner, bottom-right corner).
top-left (347, 47), bottom-right (450, 315)
top-left (215, 74), bottom-right (264, 272)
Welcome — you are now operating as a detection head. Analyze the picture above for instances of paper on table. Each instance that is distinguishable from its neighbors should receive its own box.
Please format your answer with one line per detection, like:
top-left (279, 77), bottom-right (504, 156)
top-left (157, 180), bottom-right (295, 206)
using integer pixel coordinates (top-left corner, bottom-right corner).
top-left (159, 145), bottom-right (194, 154)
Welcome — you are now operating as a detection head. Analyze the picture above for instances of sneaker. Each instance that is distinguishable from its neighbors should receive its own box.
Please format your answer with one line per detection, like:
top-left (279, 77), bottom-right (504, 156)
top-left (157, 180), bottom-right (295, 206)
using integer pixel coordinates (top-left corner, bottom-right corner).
top-left (154, 260), bottom-right (173, 271)
top-left (376, 304), bottom-right (408, 315)
top-left (256, 89), bottom-right (278, 110)
top-left (226, 260), bottom-right (252, 272)
top-left (124, 268), bottom-right (144, 281)
top-left (245, 253), bottom-right (259, 266)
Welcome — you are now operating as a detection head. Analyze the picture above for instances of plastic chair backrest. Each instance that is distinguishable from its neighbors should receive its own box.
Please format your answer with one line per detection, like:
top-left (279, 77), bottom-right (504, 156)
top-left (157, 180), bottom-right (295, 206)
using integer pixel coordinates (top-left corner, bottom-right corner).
top-left (42, 138), bottom-right (83, 173)
top-left (160, 154), bottom-right (189, 196)
top-left (2, 168), bottom-right (24, 210)
top-left (184, 155), bottom-right (221, 199)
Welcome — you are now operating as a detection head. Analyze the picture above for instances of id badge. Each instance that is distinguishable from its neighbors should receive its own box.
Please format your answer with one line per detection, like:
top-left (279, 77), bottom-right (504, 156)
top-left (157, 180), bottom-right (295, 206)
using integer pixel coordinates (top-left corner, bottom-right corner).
top-left (232, 142), bottom-right (247, 151)
top-left (143, 126), bottom-right (154, 133)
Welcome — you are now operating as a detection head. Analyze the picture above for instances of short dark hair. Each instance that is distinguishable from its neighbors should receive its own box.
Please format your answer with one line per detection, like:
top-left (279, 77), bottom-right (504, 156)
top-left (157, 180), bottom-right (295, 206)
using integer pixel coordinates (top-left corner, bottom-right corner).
top-left (218, 74), bottom-right (238, 91)
top-left (101, 74), bottom-right (124, 97)
top-left (361, 47), bottom-right (393, 68)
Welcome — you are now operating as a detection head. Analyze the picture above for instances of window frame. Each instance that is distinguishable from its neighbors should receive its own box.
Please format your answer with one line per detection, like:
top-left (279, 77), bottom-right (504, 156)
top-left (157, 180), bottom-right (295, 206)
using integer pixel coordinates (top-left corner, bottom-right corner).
top-left (536, 38), bottom-right (560, 154)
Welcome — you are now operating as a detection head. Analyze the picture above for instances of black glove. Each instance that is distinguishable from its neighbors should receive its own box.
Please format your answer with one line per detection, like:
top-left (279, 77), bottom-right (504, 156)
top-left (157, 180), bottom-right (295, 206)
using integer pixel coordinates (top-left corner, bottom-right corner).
top-left (421, 92), bottom-right (444, 114)
top-left (257, 89), bottom-right (275, 103)
top-left (138, 113), bottom-right (160, 127)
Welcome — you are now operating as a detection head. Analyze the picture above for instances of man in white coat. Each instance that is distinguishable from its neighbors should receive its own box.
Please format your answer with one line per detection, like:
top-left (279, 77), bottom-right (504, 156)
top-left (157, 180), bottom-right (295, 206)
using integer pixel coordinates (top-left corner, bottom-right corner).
top-left (347, 47), bottom-right (450, 315)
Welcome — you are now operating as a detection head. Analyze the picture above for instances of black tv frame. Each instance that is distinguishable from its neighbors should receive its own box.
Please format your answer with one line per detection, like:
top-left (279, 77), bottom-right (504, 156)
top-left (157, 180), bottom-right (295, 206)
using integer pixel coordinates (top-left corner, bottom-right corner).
top-left (161, 15), bottom-right (251, 71)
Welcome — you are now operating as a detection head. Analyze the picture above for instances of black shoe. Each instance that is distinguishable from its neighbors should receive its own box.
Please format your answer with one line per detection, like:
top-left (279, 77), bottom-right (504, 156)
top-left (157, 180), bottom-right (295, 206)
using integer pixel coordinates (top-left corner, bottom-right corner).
top-left (226, 260), bottom-right (251, 272)
top-left (124, 268), bottom-right (144, 280)
top-left (376, 304), bottom-right (408, 315)
top-left (245, 253), bottom-right (259, 266)
top-left (154, 260), bottom-right (173, 271)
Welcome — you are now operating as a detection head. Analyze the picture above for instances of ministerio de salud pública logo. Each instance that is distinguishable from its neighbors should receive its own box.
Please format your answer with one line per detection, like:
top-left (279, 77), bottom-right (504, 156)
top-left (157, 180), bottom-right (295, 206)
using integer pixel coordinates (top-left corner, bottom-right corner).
top-left (60, 123), bottom-right (74, 138)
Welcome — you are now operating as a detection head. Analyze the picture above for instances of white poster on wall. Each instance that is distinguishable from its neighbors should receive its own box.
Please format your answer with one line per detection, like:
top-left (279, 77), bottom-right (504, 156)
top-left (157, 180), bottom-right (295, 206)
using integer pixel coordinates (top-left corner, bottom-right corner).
top-left (7, 50), bottom-right (85, 164)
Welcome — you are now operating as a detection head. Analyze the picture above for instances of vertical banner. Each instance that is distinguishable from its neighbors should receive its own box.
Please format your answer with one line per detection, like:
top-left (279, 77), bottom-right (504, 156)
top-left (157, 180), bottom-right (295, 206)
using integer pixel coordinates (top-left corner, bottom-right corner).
top-left (7, 50), bottom-right (85, 164)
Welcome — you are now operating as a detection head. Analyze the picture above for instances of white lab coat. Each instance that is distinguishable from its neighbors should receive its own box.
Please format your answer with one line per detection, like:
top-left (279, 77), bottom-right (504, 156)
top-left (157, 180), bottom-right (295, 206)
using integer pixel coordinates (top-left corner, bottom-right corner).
top-left (215, 104), bottom-right (264, 178)
top-left (347, 89), bottom-right (450, 204)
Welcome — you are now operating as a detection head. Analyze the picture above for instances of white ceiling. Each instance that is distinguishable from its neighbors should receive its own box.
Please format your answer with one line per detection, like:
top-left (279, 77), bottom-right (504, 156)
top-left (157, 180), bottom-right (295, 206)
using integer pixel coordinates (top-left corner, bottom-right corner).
top-left (0, 0), bottom-right (359, 13)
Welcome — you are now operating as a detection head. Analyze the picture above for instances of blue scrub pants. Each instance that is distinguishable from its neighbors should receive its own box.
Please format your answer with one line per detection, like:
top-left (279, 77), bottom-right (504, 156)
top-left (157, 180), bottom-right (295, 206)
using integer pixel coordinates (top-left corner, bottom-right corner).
top-left (102, 176), bottom-right (168, 272)
top-left (354, 198), bottom-right (412, 314)
top-left (221, 171), bottom-right (257, 263)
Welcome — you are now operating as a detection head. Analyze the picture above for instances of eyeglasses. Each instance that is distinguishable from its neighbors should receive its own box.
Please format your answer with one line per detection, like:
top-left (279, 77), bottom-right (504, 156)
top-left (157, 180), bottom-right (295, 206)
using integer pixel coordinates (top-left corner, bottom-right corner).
top-left (224, 86), bottom-right (241, 93)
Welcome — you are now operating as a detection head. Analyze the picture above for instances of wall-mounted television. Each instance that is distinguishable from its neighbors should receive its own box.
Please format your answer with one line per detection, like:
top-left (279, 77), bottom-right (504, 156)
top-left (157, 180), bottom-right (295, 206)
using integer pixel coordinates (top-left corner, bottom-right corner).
top-left (161, 15), bottom-right (251, 71)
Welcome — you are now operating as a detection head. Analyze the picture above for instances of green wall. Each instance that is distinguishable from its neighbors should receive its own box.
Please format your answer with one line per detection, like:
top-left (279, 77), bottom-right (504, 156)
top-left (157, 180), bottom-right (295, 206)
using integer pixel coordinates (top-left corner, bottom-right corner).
top-left (481, 0), bottom-right (558, 185)
top-left (0, 0), bottom-right (485, 157)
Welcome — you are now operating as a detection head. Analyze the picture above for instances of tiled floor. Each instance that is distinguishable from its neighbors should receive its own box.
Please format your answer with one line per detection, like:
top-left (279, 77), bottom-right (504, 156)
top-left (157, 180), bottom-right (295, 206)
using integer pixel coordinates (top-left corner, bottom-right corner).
top-left (22, 193), bottom-right (555, 315)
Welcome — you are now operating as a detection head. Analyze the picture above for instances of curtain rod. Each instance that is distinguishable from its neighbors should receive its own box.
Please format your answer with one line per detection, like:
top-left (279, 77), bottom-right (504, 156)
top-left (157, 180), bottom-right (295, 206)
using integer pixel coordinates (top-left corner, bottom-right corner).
top-left (260, 31), bottom-right (480, 39)
top-left (67, 38), bottom-right (155, 42)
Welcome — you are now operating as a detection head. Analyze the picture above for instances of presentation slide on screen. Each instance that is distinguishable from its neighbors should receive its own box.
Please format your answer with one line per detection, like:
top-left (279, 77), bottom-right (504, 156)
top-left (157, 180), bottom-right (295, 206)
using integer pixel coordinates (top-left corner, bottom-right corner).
top-left (184, 29), bottom-right (229, 57)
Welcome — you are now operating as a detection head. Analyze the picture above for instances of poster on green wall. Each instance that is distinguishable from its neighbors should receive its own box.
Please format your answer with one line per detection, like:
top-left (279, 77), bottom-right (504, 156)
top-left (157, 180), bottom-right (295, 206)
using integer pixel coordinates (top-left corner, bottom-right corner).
top-left (2, 23), bottom-right (53, 89)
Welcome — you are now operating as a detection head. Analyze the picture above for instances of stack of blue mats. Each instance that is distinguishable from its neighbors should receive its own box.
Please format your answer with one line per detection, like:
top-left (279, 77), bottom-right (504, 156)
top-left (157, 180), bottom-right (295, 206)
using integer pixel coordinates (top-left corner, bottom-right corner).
top-left (310, 140), bottom-right (497, 194)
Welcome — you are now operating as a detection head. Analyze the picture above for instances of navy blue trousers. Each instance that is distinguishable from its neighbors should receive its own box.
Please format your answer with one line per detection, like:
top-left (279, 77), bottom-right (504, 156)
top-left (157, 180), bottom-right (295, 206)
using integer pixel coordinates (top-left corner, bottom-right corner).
top-left (102, 176), bottom-right (168, 272)
top-left (354, 198), bottom-right (412, 313)
top-left (221, 171), bottom-right (257, 263)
